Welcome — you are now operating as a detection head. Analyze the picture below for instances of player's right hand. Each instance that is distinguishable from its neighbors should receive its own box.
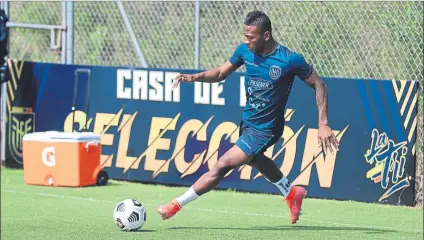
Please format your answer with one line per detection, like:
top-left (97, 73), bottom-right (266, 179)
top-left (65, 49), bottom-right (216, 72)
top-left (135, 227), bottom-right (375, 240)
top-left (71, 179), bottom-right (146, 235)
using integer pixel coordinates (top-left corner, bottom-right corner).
top-left (173, 74), bottom-right (196, 88)
top-left (317, 124), bottom-right (339, 155)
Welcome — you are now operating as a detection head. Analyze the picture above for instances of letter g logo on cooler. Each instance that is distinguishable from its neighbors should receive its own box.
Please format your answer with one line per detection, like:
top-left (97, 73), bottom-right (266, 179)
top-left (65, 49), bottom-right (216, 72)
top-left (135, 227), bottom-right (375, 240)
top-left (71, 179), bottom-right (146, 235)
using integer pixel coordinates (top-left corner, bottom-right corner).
top-left (42, 147), bottom-right (56, 167)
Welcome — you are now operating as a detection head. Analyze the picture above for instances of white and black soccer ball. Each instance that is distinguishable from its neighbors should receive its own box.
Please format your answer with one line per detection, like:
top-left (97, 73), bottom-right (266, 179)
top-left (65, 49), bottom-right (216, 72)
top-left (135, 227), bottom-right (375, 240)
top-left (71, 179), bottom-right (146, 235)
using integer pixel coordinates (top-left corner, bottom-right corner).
top-left (113, 199), bottom-right (147, 231)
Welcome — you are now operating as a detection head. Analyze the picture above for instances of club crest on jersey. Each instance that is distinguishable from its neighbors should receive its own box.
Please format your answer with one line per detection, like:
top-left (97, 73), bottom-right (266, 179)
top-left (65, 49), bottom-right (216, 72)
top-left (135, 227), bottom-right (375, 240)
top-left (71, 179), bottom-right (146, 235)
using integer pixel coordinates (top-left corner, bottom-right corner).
top-left (269, 65), bottom-right (281, 80)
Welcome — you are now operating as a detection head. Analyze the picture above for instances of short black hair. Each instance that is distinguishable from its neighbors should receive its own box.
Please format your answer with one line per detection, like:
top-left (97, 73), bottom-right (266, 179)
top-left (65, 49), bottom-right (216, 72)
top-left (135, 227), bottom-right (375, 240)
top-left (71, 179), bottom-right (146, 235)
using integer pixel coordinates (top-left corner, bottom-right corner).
top-left (244, 10), bottom-right (272, 33)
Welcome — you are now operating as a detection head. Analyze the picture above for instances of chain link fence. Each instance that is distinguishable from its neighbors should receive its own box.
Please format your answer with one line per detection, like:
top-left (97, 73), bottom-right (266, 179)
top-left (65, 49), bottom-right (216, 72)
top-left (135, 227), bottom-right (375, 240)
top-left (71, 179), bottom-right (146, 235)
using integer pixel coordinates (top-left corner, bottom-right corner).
top-left (8, 2), bottom-right (62, 62)
top-left (6, 1), bottom-right (423, 206)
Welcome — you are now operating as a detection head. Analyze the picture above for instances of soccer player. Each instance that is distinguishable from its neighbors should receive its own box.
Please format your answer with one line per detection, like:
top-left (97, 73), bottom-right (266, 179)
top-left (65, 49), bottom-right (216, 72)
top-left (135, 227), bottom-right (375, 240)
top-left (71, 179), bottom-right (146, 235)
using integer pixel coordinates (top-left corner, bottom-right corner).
top-left (158, 10), bottom-right (339, 224)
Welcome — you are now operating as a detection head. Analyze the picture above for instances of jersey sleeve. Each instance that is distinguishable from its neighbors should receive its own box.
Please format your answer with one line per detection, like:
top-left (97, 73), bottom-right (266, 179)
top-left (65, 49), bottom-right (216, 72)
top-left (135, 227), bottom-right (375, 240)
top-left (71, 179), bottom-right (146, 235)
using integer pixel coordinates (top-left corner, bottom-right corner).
top-left (289, 52), bottom-right (313, 80)
top-left (228, 44), bottom-right (245, 67)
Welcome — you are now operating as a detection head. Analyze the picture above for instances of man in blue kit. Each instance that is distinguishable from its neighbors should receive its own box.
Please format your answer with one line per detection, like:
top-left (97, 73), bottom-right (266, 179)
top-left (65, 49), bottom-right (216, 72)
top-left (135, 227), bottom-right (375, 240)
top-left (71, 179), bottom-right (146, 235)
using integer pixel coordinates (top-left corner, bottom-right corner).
top-left (158, 10), bottom-right (339, 224)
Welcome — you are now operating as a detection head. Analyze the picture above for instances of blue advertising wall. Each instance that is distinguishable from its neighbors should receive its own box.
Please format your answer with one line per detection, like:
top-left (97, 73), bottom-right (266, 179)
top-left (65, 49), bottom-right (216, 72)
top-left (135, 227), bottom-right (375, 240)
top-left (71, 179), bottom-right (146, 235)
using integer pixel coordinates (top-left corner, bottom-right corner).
top-left (4, 60), bottom-right (419, 205)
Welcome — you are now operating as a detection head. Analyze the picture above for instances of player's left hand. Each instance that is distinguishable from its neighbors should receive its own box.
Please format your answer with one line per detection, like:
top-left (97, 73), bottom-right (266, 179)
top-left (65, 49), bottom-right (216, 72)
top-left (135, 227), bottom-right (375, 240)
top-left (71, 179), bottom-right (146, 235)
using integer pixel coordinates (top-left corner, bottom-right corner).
top-left (318, 124), bottom-right (339, 155)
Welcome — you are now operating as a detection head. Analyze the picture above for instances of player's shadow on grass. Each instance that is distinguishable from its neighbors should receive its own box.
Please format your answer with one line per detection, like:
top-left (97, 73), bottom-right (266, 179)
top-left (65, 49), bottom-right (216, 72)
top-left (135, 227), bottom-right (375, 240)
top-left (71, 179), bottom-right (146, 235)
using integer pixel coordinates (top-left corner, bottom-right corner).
top-left (168, 225), bottom-right (395, 234)
top-left (127, 229), bottom-right (156, 233)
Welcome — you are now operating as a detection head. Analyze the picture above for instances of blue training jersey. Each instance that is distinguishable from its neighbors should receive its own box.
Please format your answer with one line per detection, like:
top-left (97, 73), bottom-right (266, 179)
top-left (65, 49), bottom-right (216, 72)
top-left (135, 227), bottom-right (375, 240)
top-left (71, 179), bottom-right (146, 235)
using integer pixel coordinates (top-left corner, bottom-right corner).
top-left (229, 43), bottom-right (313, 135)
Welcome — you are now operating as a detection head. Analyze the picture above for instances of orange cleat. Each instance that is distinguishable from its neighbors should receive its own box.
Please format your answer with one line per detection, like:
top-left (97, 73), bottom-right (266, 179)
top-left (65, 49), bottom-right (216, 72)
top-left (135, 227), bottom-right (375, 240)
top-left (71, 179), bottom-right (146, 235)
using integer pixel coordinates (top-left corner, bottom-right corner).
top-left (285, 186), bottom-right (307, 224)
top-left (157, 199), bottom-right (182, 220)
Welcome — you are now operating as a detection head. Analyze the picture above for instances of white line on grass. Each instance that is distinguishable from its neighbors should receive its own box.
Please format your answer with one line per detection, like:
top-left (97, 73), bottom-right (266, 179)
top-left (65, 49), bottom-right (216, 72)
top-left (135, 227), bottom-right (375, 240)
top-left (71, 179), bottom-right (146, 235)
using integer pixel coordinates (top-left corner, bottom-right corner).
top-left (2, 189), bottom-right (422, 233)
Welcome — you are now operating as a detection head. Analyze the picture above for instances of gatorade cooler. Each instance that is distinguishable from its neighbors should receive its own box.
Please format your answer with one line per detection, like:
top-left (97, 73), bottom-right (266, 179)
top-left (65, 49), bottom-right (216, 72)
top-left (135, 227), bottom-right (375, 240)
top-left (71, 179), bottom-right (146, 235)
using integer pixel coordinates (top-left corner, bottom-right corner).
top-left (22, 131), bottom-right (102, 187)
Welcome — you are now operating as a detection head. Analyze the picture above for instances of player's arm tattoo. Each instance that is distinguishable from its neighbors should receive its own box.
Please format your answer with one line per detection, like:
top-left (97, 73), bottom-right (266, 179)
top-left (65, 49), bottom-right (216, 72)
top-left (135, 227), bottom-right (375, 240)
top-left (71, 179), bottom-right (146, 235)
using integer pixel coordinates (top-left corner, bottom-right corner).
top-left (304, 70), bottom-right (328, 126)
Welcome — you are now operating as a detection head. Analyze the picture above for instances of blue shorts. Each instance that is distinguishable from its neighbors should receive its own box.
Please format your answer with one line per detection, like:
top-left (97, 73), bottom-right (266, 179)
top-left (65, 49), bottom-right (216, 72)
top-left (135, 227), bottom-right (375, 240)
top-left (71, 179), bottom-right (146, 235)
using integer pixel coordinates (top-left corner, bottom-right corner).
top-left (235, 123), bottom-right (280, 157)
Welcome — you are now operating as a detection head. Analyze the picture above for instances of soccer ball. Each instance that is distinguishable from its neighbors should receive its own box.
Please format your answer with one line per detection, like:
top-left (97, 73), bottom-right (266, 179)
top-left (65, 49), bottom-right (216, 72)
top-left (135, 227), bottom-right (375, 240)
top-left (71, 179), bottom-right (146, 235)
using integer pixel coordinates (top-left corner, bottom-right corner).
top-left (113, 199), bottom-right (147, 231)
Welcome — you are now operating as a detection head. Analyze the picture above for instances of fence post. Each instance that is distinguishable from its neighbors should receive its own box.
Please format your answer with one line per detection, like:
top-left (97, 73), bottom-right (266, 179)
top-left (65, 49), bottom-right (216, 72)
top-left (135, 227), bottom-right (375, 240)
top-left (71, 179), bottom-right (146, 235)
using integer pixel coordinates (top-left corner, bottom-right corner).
top-left (194, 0), bottom-right (200, 69)
top-left (65, 1), bottom-right (74, 64)
top-left (61, 1), bottom-right (66, 64)
top-left (116, 0), bottom-right (148, 68)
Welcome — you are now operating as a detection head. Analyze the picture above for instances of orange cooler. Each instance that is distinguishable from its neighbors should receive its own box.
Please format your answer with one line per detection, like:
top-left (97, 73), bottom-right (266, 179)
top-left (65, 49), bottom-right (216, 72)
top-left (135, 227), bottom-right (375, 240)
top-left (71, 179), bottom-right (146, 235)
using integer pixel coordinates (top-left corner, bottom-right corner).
top-left (22, 131), bottom-right (102, 187)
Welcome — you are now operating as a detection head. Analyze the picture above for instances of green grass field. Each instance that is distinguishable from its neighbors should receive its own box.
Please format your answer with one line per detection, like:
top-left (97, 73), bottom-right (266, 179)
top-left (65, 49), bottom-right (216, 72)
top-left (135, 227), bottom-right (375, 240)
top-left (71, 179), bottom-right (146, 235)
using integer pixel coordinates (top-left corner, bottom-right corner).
top-left (1, 168), bottom-right (423, 240)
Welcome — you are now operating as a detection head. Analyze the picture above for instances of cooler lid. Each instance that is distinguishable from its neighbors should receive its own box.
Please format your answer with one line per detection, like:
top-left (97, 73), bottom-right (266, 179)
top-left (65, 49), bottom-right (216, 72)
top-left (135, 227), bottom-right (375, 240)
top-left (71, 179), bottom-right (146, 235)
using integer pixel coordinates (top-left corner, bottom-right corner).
top-left (23, 131), bottom-right (101, 142)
